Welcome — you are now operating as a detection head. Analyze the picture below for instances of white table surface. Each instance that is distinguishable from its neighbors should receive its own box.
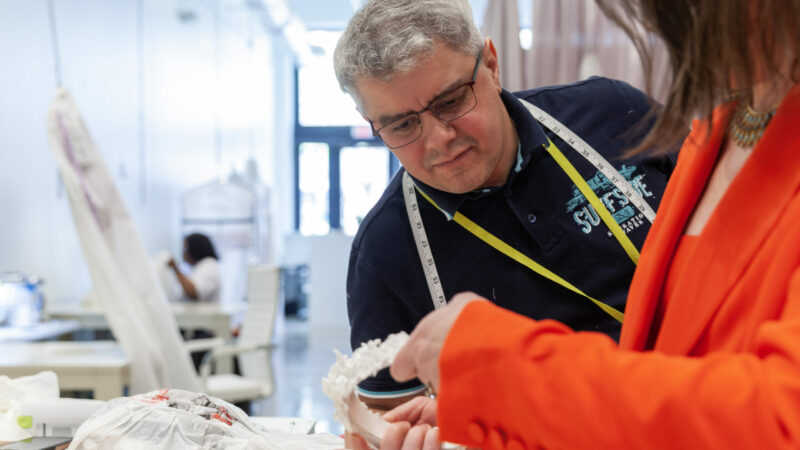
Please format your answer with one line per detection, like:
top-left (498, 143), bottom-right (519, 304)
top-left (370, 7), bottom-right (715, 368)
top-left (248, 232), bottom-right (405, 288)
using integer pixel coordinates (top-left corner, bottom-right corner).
top-left (47, 302), bottom-right (245, 339)
top-left (0, 320), bottom-right (81, 342)
top-left (0, 341), bottom-right (129, 400)
top-left (46, 302), bottom-right (246, 373)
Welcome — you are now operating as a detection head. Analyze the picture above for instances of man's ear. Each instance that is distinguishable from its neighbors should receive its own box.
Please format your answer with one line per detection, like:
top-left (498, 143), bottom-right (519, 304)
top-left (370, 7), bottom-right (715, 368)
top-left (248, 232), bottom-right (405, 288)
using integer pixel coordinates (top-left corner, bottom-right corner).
top-left (482, 37), bottom-right (502, 93)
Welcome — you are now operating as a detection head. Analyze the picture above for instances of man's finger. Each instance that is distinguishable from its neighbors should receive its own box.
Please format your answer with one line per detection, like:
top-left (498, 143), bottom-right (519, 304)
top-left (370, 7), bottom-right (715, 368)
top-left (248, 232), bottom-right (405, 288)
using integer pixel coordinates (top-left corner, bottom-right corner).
top-left (400, 424), bottom-right (432, 450)
top-left (347, 432), bottom-right (370, 450)
top-left (383, 396), bottom-right (428, 423)
top-left (422, 427), bottom-right (441, 450)
top-left (380, 421), bottom-right (411, 450)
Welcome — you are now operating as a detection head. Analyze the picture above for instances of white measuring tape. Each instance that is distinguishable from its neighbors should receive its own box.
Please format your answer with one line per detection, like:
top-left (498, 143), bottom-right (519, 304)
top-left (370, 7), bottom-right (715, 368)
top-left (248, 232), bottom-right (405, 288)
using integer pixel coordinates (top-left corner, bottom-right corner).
top-left (519, 99), bottom-right (656, 223)
top-left (403, 172), bottom-right (447, 310)
top-left (404, 99), bottom-right (656, 310)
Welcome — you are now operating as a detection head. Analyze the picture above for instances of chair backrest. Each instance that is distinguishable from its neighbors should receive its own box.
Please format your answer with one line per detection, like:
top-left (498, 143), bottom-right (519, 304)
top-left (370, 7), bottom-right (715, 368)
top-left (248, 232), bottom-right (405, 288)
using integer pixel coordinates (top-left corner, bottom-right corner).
top-left (238, 265), bottom-right (280, 383)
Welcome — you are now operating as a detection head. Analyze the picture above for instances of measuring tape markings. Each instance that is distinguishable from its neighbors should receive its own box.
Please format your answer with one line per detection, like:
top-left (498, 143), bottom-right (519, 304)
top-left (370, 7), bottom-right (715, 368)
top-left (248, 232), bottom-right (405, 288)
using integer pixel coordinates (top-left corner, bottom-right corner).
top-left (520, 99), bottom-right (656, 223)
top-left (403, 99), bottom-right (655, 316)
top-left (403, 172), bottom-right (447, 310)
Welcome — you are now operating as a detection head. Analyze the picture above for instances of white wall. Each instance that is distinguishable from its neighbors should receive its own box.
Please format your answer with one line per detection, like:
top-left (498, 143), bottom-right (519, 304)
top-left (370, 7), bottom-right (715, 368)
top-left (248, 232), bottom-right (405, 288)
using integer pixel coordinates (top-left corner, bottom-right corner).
top-left (0, 0), bottom-right (294, 304)
top-left (306, 232), bottom-right (352, 330)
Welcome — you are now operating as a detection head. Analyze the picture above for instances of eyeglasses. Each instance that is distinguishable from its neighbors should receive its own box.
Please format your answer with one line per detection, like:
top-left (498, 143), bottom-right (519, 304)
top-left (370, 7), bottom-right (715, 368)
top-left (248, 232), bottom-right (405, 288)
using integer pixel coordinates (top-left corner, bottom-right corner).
top-left (371, 53), bottom-right (482, 149)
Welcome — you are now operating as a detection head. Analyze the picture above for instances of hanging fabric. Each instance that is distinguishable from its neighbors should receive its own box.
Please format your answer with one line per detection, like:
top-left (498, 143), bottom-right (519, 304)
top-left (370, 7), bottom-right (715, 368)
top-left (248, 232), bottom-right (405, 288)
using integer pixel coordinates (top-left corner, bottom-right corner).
top-left (47, 88), bottom-right (201, 394)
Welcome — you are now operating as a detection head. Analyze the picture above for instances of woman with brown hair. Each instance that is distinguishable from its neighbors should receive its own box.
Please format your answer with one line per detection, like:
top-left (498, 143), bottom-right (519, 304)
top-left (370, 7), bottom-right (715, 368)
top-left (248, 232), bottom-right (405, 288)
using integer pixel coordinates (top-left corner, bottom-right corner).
top-left (376, 0), bottom-right (800, 448)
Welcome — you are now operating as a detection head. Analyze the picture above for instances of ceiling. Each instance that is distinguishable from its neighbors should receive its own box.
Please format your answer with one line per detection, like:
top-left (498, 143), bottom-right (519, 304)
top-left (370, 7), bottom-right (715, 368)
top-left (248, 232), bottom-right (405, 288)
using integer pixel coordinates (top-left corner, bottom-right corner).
top-left (283, 0), bottom-right (491, 31)
top-left (209, 0), bottom-right (493, 63)
top-left (285, 0), bottom-right (359, 30)
top-left (198, 0), bottom-right (494, 36)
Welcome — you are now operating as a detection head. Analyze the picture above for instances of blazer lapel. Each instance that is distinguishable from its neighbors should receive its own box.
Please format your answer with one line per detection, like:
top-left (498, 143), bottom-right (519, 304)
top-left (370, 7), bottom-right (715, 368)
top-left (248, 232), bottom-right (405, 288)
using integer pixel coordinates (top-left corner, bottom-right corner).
top-left (620, 110), bottom-right (729, 350)
top-left (655, 84), bottom-right (800, 354)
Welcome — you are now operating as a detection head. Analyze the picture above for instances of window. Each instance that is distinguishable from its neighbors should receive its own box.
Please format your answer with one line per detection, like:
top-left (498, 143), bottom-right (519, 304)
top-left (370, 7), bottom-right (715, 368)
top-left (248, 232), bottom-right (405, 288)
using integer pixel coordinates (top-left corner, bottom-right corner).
top-left (294, 132), bottom-right (396, 235)
top-left (340, 146), bottom-right (390, 235)
top-left (298, 142), bottom-right (330, 235)
top-left (297, 58), bottom-right (363, 127)
top-left (293, 31), bottom-right (397, 236)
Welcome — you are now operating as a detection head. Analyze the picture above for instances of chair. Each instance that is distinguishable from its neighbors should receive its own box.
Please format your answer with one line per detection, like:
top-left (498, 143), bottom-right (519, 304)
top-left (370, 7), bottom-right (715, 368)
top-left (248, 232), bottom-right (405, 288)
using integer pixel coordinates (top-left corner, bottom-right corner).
top-left (185, 265), bottom-right (280, 403)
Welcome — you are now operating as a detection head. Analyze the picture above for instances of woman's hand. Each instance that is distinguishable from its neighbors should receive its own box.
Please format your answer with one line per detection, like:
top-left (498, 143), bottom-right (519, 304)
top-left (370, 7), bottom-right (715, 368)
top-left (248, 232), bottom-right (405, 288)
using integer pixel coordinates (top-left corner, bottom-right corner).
top-left (390, 292), bottom-right (486, 394)
top-left (168, 256), bottom-right (198, 299)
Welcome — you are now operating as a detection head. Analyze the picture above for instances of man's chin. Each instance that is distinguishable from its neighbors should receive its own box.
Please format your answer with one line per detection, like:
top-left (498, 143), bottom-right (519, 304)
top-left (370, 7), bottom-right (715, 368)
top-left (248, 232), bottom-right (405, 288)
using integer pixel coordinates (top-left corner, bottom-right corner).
top-left (430, 176), bottom-right (485, 194)
top-left (410, 166), bottom-right (490, 194)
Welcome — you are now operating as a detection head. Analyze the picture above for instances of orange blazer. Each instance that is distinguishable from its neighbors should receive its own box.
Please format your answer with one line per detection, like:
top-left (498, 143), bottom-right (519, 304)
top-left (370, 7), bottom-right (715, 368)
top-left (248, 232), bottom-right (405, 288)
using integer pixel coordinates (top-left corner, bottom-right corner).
top-left (437, 84), bottom-right (800, 449)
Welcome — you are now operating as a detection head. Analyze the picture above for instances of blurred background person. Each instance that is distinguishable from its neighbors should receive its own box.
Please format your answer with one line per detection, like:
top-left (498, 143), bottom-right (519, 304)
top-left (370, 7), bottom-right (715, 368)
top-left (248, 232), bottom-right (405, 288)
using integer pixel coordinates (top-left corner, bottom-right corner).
top-left (165, 233), bottom-right (222, 371)
top-left (169, 233), bottom-right (221, 303)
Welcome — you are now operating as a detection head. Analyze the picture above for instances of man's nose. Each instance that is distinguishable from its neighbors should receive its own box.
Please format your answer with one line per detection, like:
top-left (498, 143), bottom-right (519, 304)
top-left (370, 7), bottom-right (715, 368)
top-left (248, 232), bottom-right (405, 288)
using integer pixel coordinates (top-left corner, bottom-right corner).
top-left (421, 111), bottom-right (457, 145)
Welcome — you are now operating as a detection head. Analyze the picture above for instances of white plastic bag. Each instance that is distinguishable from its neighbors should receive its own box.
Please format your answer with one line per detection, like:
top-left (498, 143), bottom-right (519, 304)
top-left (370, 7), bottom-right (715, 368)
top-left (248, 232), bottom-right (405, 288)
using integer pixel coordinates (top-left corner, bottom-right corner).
top-left (0, 371), bottom-right (59, 442)
top-left (67, 389), bottom-right (343, 450)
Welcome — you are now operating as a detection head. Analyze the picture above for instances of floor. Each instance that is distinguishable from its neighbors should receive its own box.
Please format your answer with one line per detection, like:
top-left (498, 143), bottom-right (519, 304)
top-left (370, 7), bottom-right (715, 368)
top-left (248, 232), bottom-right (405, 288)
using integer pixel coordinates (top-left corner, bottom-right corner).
top-left (249, 319), bottom-right (351, 436)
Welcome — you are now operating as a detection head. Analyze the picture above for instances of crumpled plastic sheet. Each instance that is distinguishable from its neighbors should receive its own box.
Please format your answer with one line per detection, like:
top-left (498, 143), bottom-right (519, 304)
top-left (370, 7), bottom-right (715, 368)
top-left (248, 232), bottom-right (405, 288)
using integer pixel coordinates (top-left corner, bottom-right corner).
top-left (67, 389), bottom-right (343, 450)
top-left (0, 371), bottom-right (60, 442)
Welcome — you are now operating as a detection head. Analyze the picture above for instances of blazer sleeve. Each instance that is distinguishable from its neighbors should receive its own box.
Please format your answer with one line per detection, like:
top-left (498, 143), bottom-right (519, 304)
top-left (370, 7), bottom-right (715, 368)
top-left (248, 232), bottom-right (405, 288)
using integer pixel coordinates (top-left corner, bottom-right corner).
top-left (437, 296), bottom-right (800, 450)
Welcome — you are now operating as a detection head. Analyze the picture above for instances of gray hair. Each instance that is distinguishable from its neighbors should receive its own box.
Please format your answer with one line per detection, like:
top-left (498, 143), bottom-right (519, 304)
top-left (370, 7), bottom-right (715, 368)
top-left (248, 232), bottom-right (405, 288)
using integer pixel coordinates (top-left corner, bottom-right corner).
top-left (334, 0), bottom-right (484, 94)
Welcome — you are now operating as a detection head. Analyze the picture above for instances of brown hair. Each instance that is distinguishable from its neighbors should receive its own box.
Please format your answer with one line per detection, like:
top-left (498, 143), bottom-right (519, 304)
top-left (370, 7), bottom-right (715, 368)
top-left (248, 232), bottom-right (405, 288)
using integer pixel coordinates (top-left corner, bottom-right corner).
top-left (596, 0), bottom-right (800, 154)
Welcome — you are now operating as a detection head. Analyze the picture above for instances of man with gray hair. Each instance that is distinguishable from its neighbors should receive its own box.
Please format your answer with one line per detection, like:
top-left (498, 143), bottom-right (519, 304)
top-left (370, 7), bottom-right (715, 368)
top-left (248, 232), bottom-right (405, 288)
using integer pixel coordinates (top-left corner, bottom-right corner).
top-left (337, 0), bottom-right (677, 410)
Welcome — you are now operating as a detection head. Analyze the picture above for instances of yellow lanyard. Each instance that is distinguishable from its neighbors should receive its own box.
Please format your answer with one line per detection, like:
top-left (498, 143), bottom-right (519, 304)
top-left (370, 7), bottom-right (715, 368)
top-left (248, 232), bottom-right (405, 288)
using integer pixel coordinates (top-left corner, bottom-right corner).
top-left (416, 138), bottom-right (636, 323)
top-left (543, 138), bottom-right (640, 265)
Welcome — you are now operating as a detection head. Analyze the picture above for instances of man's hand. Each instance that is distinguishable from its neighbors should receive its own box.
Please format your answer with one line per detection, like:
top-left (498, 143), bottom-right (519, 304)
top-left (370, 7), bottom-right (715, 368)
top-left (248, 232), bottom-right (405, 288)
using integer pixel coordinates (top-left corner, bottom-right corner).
top-left (349, 397), bottom-right (440, 450)
top-left (167, 257), bottom-right (178, 270)
top-left (382, 396), bottom-right (440, 449)
top-left (382, 395), bottom-right (437, 426)
top-left (390, 292), bottom-right (486, 397)
top-left (349, 291), bottom-right (486, 449)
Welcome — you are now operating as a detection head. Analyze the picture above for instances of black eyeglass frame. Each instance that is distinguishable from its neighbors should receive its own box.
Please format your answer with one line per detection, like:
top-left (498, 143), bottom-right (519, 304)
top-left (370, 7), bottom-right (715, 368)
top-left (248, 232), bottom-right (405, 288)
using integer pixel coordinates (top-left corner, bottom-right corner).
top-left (370, 52), bottom-right (483, 149)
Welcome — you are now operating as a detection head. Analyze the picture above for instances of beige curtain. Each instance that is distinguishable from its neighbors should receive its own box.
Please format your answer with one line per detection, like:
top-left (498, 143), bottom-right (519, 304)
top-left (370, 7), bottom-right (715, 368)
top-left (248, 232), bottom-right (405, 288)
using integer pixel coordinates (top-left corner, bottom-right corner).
top-left (481, 0), bottom-right (525, 92)
top-left (482, 0), bottom-right (670, 102)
